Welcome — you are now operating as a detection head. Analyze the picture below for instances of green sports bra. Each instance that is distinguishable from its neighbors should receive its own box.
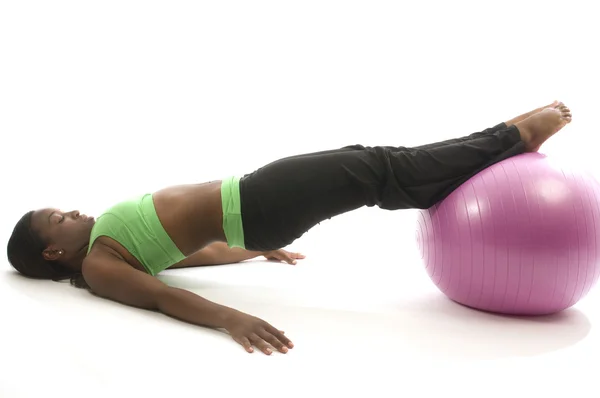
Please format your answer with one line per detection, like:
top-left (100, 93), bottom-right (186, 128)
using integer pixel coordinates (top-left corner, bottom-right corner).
top-left (87, 194), bottom-right (186, 275)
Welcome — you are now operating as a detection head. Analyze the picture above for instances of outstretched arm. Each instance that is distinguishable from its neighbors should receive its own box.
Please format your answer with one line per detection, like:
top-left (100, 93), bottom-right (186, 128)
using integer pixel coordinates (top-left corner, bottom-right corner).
top-left (170, 242), bottom-right (305, 268)
top-left (82, 251), bottom-right (293, 355)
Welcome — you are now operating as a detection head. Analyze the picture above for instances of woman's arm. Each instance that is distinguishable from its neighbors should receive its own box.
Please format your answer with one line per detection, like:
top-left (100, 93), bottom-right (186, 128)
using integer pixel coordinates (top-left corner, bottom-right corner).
top-left (170, 242), bottom-right (305, 268)
top-left (170, 242), bottom-right (264, 268)
top-left (82, 252), bottom-right (293, 355)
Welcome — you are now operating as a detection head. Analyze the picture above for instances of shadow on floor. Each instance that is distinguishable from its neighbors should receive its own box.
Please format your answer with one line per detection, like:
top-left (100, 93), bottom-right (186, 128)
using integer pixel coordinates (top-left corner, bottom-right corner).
top-left (157, 273), bottom-right (592, 360)
top-left (4, 270), bottom-right (592, 361)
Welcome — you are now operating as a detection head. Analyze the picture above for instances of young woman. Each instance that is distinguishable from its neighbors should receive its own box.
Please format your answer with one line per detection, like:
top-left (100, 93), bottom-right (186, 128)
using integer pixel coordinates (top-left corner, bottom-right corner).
top-left (7, 101), bottom-right (572, 355)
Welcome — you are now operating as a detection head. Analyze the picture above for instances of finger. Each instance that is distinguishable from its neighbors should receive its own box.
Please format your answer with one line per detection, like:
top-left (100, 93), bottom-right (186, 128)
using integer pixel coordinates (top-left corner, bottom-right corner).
top-left (291, 253), bottom-right (306, 260)
top-left (268, 254), bottom-right (286, 262)
top-left (234, 336), bottom-right (254, 353)
top-left (265, 324), bottom-right (294, 348)
top-left (276, 252), bottom-right (296, 265)
top-left (259, 330), bottom-right (289, 353)
top-left (249, 333), bottom-right (273, 355)
top-left (280, 252), bottom-right (295, 263)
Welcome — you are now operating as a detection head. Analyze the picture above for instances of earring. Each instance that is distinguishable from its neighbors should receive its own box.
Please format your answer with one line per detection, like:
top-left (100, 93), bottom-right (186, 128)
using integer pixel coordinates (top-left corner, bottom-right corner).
top-left (59, 250), bottom-right (64, 255)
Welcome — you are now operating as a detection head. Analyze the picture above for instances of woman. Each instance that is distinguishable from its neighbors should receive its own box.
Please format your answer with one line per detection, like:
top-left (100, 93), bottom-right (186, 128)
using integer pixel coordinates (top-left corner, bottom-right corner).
top-left (7, 101), bottom-right (572, 355)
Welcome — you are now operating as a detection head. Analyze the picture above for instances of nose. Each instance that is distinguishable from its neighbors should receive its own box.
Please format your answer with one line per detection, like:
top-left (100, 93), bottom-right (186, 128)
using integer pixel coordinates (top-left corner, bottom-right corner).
top-left (70, 210), bottom-right (80, 219)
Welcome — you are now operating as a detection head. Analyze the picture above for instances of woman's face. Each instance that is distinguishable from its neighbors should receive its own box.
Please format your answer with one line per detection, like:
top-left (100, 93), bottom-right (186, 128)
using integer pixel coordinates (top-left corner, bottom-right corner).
top-left (29, 208), bottom-right (95, 261)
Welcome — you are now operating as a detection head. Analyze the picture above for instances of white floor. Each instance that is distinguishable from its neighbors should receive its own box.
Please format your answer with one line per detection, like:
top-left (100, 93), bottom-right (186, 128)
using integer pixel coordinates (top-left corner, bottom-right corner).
top-left (2, 1), bottom-right (600, 397)
top-left (2, 210), bottom-right (600, 397)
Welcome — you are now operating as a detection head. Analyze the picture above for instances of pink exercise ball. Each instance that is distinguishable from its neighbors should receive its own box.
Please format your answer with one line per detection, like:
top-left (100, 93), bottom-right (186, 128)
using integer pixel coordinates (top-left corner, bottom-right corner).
top-left (416, 152), bottom-right (600, 315)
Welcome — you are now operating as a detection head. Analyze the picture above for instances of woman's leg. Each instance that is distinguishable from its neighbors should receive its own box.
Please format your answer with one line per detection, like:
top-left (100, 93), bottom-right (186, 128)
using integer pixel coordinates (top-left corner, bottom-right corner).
top-left (239, 124), bottom-right (524, 251)
top-left (412, 100), bottom-right (559, 151)
top-left (238, 106), bottom-right (571, 252)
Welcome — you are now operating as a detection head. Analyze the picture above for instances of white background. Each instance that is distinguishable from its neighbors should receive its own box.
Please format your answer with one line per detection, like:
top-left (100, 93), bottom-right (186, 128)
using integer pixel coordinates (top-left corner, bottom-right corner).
top-left (1, 1), bottom-right (599, 397)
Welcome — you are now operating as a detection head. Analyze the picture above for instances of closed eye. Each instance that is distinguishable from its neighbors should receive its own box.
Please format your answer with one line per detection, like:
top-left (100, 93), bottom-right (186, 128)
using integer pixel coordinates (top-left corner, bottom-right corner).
top-left (48, 211), bottom-right (65, 225)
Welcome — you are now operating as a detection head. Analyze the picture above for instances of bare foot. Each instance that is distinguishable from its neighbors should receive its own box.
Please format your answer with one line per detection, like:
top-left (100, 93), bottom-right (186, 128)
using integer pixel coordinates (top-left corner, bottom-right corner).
top-left (514, 102), bottom-right (572, 152)
top-left (505, 100), bottom-right (562, 126)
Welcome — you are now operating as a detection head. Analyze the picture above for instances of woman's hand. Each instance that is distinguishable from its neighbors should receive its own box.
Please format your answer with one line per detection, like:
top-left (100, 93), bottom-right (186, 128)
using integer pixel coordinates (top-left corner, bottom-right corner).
top-left (262, 249), bottom-right (306, 265)
top-left (225, 312), bottom-right (294, 355)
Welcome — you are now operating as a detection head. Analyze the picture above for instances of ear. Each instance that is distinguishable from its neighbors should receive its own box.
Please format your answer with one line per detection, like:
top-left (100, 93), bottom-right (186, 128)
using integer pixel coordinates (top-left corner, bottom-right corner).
top-left (42, 247), bottom-right (64, 261)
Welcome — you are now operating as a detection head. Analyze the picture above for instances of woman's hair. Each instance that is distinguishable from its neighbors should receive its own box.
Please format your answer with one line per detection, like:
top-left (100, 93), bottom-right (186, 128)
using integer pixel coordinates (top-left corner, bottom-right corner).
top-left (7, 211), bottom-right (90, 289)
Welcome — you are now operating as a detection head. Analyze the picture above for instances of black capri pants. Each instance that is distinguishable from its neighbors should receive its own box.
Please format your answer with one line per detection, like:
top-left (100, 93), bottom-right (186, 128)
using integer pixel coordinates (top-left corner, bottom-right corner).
top-left (238, 123), bottom-right (525, 252)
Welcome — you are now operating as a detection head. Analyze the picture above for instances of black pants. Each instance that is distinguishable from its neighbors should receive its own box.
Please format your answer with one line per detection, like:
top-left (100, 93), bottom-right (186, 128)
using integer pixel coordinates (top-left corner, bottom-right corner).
top-left (239, 122), bottom-right (526, 251)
